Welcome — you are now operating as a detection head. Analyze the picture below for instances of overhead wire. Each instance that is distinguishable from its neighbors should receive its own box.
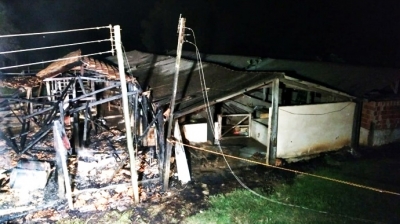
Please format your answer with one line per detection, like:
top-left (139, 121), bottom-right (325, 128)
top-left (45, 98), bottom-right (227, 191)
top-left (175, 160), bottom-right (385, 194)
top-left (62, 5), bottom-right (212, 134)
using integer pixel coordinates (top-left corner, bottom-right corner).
top-left (0, 39), bottom-right (111, 55)
top-left (0, 51), bottom-right (113, 70)
top-left (0, 25), bottom-right (115, 71)
top-left (182, 26), bottom-right (388, 223)
top-left (0, 25), bottom-right (112, 38)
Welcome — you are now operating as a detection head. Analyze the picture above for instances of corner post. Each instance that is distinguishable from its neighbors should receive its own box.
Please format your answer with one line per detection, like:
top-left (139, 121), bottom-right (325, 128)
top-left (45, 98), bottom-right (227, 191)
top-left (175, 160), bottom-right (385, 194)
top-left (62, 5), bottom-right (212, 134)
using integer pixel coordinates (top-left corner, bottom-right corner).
top-left (268, 78), bottom-right (279, 165)
top-left (114, 25), bottom-right (139, 203)
top-left (351, 99), bottom-right (362, 150)
top-left (163, 15), bottom-right (186, 190)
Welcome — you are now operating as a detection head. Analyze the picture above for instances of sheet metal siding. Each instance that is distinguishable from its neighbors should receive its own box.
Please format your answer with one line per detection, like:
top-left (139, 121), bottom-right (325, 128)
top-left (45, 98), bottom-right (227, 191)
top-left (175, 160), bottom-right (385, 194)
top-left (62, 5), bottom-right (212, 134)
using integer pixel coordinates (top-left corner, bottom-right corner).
top-left (277, 102), bottom-right (355, 158)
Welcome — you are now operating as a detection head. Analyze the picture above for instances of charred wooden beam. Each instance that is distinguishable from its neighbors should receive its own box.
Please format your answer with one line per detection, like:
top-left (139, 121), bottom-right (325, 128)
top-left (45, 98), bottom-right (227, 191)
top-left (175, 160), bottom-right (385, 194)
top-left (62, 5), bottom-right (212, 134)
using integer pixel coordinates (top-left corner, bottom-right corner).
top-left (83, 101), bottom-right (90, 145)
top-left (69, 93), bottom-right (136, 114)
top-left (20, 125), bottom-right (52, 154)
top-left (0, 130), bottom-right (19, 153)
top-left (225, 100), bottom-right (254, 113)
top-left (19, 119), bottom-right (30, 150)
top-left (22, 106), bottom-right (54, 120)
top-left (137, 110), bottom-right (162, 143)
top-left (67, 82), bottom-right (121, 103)
top-left (77, 76), bottom-right (87, 95)
top-left (156, 108), bottom-right (165, 170)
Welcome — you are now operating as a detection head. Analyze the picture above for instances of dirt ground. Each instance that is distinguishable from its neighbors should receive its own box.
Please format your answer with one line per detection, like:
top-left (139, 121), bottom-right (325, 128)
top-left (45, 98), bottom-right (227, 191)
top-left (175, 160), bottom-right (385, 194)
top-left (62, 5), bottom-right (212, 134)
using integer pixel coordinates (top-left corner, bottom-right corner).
top-left (5, 141), bottom-right (392, 224)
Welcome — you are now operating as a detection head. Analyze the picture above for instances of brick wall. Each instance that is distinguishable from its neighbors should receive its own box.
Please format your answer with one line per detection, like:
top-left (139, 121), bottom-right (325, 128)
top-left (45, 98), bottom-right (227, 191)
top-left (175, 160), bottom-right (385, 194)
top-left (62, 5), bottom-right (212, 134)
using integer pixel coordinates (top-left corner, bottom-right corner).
top-left (361, 101), bottom-right (400, 130)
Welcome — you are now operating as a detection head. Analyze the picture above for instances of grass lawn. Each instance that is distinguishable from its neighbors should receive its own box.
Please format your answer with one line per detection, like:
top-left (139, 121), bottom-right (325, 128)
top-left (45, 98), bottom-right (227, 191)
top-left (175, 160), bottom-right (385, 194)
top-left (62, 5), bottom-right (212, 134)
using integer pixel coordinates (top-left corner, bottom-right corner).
top-left (49, 144), bottom-right (400, 224)
top-left (185, 149), bottom-right (400, 224)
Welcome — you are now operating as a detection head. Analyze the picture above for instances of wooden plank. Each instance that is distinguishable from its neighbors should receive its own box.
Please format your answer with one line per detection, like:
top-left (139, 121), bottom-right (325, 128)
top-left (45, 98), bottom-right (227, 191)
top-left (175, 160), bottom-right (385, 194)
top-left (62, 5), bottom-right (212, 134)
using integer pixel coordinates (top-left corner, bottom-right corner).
top-left (53, 120), bottom-right (73, 209)
top-left (173, 120), bottom-right (191, 184)
top-left (268, 78), bottom-right (279, 165)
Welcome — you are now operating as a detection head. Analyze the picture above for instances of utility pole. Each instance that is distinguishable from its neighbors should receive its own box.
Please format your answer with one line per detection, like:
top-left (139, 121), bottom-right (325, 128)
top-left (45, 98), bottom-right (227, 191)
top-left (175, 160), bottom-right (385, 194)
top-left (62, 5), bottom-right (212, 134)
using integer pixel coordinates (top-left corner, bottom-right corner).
top-left (114, 25), bottom-right (139, 203)
top-left (163, 15), bottom-right (186, 190)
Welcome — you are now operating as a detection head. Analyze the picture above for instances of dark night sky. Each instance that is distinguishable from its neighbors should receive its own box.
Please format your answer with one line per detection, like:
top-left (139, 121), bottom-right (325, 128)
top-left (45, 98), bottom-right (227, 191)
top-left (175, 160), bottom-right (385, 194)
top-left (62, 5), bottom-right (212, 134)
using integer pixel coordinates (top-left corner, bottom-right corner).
top-left (3, 0), bottom-right (400, 67)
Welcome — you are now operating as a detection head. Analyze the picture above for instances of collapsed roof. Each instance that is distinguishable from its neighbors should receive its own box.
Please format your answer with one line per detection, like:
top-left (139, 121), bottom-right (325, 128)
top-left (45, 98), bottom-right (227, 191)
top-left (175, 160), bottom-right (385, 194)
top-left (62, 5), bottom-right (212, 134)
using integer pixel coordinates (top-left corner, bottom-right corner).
top-left (36, 49), bottom-right (123, 81)
top-left (7, 49), bottom-right (397, 117)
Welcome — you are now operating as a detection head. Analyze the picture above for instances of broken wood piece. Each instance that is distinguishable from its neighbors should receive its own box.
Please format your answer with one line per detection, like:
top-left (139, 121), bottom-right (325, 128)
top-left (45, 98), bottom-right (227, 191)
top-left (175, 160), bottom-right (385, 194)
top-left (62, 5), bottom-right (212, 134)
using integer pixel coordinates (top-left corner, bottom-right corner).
top-left (53, 120), bottom-right (73, 209)
top-left (173, 120), bottom-right (191, 184)
top-left (9, 159), bottom-right (51, 190)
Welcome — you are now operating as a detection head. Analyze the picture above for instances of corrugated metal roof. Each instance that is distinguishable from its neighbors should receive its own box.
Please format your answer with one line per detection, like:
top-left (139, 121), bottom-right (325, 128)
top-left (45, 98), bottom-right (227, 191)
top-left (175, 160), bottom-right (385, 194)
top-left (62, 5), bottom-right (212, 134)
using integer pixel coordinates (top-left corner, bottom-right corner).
top-left (175, 51), bottom-right (400, 99)
top-left (107, 50), bottom-right (400, 116)
top-left (107, 51), bottom-right (307, 117)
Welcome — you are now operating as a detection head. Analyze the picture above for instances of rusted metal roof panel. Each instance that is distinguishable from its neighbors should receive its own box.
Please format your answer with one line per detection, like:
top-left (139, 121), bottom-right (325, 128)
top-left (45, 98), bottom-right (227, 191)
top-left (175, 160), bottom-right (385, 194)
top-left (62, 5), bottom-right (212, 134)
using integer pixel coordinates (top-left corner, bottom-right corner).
top-left (36, 50), bottom-right (82, 79)
top-left (35, 50), bottom-right (128, 82)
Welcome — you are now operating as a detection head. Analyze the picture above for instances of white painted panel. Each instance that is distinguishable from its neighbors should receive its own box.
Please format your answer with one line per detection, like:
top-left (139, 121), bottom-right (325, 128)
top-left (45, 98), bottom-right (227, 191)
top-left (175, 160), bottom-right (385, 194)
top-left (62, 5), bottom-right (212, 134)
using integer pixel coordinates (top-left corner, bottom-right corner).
top-left (174, 122), bottom-right (191, 184)
top-left (250, 119), bottom-right (269, 146)
top-left (183, 123), bottom-right (208, 143)
top-left (277, 102), bottom-right (355, 158)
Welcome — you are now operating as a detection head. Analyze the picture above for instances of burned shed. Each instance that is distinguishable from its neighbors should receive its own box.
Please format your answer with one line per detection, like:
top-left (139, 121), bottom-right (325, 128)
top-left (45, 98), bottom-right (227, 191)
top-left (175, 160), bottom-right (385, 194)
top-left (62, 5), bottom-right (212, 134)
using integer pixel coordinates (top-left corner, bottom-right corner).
top-left (0, 48), bottom-right (165, 215)
top-left (108, 50), bottom-right (396, 165)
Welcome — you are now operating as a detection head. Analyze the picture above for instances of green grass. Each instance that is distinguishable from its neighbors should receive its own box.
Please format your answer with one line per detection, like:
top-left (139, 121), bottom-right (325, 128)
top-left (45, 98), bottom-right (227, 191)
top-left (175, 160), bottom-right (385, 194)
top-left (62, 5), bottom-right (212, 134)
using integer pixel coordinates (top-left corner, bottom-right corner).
top-left (54, 149), bottom-right (400, 224)
top-left (185, 156), bottom-right (400, 224)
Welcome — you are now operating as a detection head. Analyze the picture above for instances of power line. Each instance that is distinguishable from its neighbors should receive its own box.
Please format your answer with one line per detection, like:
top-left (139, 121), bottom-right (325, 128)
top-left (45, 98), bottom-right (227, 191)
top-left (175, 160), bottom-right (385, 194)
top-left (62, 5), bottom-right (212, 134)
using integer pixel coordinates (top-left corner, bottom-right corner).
top-left (0, 25), bottom-right (112, 38)
top-left (0, 51), bottom-right (113, 70)
top-left (0, 39), bottom-right (111, 55)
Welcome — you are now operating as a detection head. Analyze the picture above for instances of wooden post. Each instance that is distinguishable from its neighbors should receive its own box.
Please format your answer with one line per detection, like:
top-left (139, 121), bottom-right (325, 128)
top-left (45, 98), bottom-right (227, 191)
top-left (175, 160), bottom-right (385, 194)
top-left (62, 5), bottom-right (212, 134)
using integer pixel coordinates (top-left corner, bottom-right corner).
top-left (83, 102), bottom-right (89, 145)
top-left (46, 81), bottom-right (51, 101)
top-left (268, 78), bottom-right (279, 165)
top-left (72, 105), bottom-right (80, 153)
top-left (163, 15), bottom-right (186, 190)
top-left (114, 25), bottom-right (139, 203)
top-left (351, 99), bottom-right (362, 150)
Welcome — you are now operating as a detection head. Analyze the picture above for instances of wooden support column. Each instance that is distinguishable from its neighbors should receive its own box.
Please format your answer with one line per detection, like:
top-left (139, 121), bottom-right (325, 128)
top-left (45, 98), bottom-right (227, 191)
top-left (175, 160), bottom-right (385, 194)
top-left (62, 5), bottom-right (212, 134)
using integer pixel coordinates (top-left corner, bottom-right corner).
top-left (351, 99), bottom-right (362, 150)
top-left (46, 82), bottom-right (51, 101)
top-left (114, 25), bottom-right (139, 204)
top-left (163, 15), bottom-right (186, 190)
top-left (73, 106), bottom-right (80, 153)
top-left (268, 78), bottom-right (279, 165)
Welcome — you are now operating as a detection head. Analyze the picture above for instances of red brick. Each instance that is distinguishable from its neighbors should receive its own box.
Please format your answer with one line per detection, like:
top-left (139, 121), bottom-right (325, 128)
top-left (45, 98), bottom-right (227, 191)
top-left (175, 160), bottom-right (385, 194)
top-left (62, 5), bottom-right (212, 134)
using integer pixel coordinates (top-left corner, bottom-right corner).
top-left (365, 101), bottom-right (377, 107)
top-left (361, 120), bottom-right (370, 129)
top-left (364, 104), bottom-right (376, 111)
